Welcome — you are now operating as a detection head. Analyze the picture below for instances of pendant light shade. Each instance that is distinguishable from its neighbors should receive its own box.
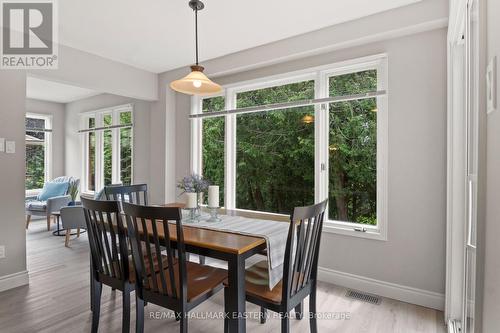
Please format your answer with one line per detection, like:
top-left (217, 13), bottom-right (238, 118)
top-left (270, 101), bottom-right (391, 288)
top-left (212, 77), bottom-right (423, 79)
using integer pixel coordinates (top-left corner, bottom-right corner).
top-left (170, 0), bottom-right (222, 96)
top-left (170, 65), bottom-right (222, 95)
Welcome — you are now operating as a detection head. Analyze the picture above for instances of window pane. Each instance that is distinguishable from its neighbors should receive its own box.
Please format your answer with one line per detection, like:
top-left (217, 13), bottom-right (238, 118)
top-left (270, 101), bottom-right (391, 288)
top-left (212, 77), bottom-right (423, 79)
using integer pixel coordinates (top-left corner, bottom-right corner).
top-left (328, 70), bottom-right (377, 225)
top-left (202, 96), bottom-right (225, 206)
top-left (86, 117), bottom-right (96, 191)
top-left (103, 114), bottom-right (113, 186)
top-left (329, 70), bottom-right (378, 96)
top-left (88, 132), bottom-right (96, 191)
top-left (120, 111), bottom-right (132, 125)
top-left (120, 126), bottom-right (132, 185)
top-left (236, 81), bottom-right (315, 214)
top-left (25, 117), bottom-right (45, 190)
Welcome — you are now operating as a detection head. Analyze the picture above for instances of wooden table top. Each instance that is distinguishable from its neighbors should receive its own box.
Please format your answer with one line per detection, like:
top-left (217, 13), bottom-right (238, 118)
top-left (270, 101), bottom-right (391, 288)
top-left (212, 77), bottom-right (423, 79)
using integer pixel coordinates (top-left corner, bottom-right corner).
top-left (133, 204), bottom-right (290, 255)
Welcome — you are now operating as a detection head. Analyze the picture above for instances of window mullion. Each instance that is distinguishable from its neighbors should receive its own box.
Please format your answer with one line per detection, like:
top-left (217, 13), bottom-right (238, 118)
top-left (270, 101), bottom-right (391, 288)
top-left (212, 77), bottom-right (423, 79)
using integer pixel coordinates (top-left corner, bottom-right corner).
top-left (315, 72), bottom-right (329, 207)
top-left (191, 96), bottom-right (202, 175)
top-left (225, 89), bottom-right (236, 210)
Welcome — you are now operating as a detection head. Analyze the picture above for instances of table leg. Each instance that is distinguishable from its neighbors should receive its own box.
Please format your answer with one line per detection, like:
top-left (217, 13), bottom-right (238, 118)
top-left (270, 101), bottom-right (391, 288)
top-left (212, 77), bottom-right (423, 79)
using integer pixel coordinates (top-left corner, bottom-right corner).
top-left (226, 255), bottom-right (246, 333)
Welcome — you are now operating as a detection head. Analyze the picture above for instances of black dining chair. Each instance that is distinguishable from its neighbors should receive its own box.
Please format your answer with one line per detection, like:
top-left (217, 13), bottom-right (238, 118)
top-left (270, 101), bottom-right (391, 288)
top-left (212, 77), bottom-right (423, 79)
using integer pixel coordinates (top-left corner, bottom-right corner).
top-left (122, 202), bottom-right (227, 333)
top-left (224, 199), bottom-right (328, 333)
top-left (104, 184), bottom-right (149, 205)
top-left (82, 197), bottom-right (169, 333)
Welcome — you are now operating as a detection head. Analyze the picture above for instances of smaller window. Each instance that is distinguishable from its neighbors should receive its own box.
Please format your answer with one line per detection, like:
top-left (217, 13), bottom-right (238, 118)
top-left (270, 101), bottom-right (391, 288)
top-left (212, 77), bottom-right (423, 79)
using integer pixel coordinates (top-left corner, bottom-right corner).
top-left (81, 105), bottom-right (133, 193)
top-left (25, 114), bottom-right (52, 192)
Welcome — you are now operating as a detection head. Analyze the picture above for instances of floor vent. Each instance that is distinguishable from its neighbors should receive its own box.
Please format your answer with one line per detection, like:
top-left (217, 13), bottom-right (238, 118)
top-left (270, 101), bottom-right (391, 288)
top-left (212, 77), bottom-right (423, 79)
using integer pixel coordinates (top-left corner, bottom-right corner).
top-left (345, 289), bottom-right (381, 305)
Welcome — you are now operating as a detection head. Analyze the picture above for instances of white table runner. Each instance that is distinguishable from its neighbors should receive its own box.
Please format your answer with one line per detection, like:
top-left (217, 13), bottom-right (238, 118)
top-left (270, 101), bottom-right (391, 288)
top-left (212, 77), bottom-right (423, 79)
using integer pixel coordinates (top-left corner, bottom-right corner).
top-left (182, 211), bottom-right (290, 290)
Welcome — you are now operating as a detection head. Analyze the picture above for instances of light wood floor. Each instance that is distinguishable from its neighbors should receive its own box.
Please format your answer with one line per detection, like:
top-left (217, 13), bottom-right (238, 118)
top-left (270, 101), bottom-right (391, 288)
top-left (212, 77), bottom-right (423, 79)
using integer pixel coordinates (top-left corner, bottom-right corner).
top-left (0, 219), bottom-right (446, 333)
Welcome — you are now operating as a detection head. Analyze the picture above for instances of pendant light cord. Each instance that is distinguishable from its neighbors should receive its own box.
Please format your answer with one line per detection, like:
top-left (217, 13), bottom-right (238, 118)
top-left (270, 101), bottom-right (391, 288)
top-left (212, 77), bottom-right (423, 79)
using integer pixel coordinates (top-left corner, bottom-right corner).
top-left (194, 7), bottom-right (199, 66)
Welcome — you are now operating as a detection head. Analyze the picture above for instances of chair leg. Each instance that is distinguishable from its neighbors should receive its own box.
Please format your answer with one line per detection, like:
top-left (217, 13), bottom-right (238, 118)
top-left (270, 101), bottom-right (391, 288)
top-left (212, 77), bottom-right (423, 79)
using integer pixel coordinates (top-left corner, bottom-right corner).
top-left (135, 297), bottom-right (145, 333)
top-left (25, 215), bottom-right (31, 229)
top-left (77, 228), bottom-right (81, 237)
top-left (281, 312), bottom-right (290, 333)
top-left (260, 307), bottom-right (267, 324)
top-left (46, 215), bottom-right (52, 231)
top-left (309, 288), bottom-right (318, 333)
top-left (122, 287), bottom-right (131, 333)
top-left (199, 255), bottom-right (206, 265)
top-left (179, 311), bottom-right (188, 333)
top-left (223, 288), bottom-right (229, 333)
top-left (65, 230), bottom-right (71, 247)
top-left (91, 279), bottom-right (102, 333)
top-left (295, 301), bottom-right (303, 319)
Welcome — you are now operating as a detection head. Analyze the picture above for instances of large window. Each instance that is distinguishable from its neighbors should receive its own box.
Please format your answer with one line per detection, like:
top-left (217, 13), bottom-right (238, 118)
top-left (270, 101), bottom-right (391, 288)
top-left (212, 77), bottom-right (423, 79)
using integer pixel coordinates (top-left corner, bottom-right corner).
top-left (25, 114), bottom-right (52, 192)
top-left (82, 105), bottom-right (133, 193)
top-left (193, 56), bottom-right (388, 240)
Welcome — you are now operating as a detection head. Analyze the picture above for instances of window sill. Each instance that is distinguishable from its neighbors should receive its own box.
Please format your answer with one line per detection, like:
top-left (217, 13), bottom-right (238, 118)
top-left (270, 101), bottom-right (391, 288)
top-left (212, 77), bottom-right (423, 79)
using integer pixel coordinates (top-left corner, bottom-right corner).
top-left (322, 221), bottom-right (387, 241)
top-left (223, 208), bottom-right (290, 222)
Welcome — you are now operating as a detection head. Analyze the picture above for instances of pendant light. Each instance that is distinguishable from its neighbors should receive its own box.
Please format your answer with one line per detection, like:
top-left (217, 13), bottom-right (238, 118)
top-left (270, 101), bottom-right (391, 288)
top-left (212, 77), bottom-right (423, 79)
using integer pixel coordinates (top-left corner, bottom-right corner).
top-left (170, 0), bottom-right (222, 96)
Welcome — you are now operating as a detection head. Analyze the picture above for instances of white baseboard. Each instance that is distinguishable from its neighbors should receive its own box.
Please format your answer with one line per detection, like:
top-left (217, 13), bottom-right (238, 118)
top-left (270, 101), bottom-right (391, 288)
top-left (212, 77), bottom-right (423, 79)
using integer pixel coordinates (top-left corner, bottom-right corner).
top-left (318, 266), bottom-right (445, 311)
top-left (0, 270), bottom-right (29, 293)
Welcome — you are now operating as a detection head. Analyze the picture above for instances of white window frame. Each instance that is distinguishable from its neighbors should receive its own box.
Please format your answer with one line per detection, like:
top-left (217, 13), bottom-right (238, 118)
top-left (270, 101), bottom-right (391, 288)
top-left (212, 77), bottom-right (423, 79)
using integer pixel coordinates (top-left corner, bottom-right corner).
top-left (25, 113), bottom-right (53, 195)
top-left (80, 104), bottom-right (134, 194)
top-left (191, 54), bottom-right (388, 241)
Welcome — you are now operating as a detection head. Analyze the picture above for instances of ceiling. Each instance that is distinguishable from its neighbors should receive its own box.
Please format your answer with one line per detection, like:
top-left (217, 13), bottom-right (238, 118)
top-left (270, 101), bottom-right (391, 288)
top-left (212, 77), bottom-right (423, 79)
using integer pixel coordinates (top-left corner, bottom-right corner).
top-left (27, 77), bottom-right (100, 103)
top-left (59, 0), bottom-right (421, 73)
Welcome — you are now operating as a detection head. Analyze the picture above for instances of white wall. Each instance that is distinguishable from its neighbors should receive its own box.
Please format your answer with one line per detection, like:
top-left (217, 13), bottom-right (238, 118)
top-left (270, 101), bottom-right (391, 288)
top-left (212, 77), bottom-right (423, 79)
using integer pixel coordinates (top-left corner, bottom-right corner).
top-left (30, 44), bottom-right (158, 101)
top-left (0, 70), bottom-right (28, 289)
top-left (65, 94), bottom-right (151, 194)
top-left (482, 0), bottom-right (500, 330)
top-left (171, 29), bottom-right (448, 306)
top-left (25, 99), bottom-right (65, 179)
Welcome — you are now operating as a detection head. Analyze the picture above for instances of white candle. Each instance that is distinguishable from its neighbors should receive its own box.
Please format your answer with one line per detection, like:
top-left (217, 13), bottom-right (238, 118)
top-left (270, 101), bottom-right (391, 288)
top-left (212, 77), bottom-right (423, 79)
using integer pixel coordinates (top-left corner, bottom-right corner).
top-left (185, 192), bottom-right (197, 209)
top-left (208, 185), bottom-right (219, 208)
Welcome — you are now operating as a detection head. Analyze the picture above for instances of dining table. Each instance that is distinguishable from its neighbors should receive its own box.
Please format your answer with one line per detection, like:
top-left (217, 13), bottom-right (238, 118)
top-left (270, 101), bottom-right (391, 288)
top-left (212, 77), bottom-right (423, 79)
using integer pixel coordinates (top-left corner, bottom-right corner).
top-left (126, 204), bottom-right (289, 333)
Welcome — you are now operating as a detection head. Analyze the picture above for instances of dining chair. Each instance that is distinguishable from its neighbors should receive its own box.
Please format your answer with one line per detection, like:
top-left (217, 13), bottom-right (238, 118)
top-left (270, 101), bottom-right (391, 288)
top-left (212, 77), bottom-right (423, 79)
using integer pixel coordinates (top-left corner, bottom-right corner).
top-left (122, 202), bottom-right (227, 333)
top-left (82, 197), bottom-right (169, 333)
top-left (224, 199), bottom-right (328, 333)
top-left (104, 183), bottom-right (149, 205)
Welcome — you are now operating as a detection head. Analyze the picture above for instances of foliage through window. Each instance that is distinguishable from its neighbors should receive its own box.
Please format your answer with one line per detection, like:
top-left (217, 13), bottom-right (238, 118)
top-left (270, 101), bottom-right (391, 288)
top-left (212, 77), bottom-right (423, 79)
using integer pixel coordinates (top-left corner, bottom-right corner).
top-left (25, 116), bottom-right (50, 190)
top-left (236, 81), bottom-right (315, 214)
top-left (202, 96), bottom-right (225, 206)
top-left (328, 70), bottom-right (377, 225)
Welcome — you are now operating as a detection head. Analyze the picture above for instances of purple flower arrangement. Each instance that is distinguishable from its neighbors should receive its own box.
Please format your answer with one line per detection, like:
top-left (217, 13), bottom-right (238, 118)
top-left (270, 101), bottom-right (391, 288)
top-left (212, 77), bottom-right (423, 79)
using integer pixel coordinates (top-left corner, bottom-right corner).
top-left (177, 174), bottom-right (210, 194)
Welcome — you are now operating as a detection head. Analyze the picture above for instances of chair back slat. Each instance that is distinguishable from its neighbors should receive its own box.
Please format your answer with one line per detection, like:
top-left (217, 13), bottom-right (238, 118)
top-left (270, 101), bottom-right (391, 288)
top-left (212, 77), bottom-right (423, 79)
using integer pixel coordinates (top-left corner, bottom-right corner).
top-left (104, 184), bottom-right (148, 205)
top-left (282, 200), bottom-right (327, 300)
top-left (123, 202), bottom-right (186, 302)
top-left (82, 197), bottom-right (130, 282)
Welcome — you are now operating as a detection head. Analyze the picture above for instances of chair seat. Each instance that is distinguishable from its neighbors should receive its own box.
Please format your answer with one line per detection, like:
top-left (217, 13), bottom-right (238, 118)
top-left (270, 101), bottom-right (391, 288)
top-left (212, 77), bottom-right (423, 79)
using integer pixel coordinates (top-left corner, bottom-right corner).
top-left (25, 200), bottom-right (47, 211)
top-left (224, 260), bottom-right (303, 305)
top-left (108, 252), bottom-right (174, 283)
top-left (146, 262), bottom-right (226, 302)
top-left (224, 260), bottom-right (282, 304)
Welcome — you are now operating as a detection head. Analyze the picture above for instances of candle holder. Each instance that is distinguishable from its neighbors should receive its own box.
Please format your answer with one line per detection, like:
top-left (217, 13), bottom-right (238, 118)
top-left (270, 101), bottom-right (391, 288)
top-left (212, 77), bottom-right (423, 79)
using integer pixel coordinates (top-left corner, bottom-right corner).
top-left (207, 206), bottom-right (221, 222)
top-left (185, 207), bottom-right (199, 223)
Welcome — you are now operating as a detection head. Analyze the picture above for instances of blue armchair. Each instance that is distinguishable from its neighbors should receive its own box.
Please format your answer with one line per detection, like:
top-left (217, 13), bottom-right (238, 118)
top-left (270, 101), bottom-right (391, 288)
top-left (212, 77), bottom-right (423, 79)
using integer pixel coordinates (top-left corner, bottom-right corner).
top-left (25, 176), bottom-right (80, 231)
